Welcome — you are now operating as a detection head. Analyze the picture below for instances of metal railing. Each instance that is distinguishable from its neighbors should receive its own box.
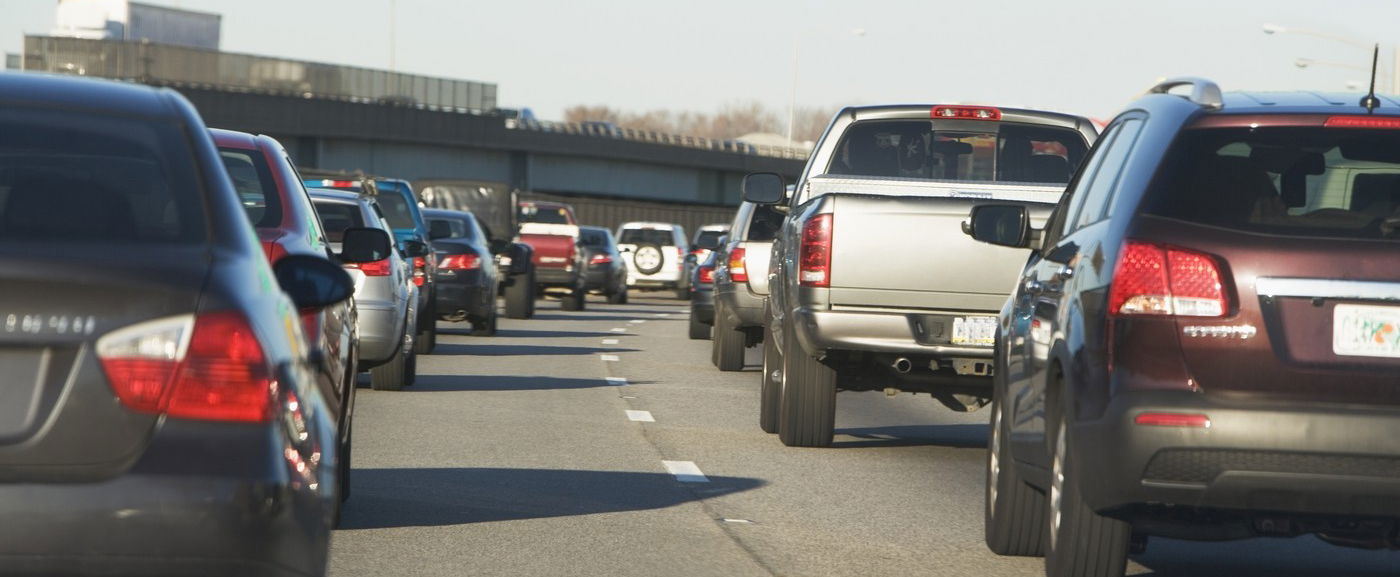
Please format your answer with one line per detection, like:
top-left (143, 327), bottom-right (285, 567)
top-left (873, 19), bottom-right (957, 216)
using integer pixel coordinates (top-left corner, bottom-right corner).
top-left (505, 117), bottom-right (811, 160)
top-left (20, 35), bottom-right (497, 113)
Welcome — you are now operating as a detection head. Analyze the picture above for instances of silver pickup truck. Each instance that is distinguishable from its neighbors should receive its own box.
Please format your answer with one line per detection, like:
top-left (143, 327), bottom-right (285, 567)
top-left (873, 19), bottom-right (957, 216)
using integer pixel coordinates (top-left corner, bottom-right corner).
top-left (745, 104), bottom-right (1098, 447)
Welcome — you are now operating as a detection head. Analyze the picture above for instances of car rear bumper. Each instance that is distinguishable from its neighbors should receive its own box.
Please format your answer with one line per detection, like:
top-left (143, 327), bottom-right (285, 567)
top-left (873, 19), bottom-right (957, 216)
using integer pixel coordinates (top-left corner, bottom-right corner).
top-left (435, 272), bottom-right (493, 318)
top-left (790, 306), bottom-right (997, 357)
top-left (583, 267), bottom-right (617, 291)
top-left (1075, 390), bottom-right (1400, 518)
top-left (534, 266), bottom-right (577, 287)
top-left (715, 282), bottom-right (765, 327)
top-left (356, 303), bottom-right (404, 363)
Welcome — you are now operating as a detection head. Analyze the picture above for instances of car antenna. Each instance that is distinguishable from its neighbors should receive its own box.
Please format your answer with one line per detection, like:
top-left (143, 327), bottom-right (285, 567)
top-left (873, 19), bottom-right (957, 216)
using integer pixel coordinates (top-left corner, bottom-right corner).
top-left (1361, 43), bottom-right (1381, 113)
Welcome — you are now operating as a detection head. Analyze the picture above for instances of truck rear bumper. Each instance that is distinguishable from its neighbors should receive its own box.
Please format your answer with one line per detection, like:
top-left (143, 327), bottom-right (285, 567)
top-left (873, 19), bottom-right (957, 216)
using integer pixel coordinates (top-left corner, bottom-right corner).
top-left (791, 306), bottom-right (997, 357)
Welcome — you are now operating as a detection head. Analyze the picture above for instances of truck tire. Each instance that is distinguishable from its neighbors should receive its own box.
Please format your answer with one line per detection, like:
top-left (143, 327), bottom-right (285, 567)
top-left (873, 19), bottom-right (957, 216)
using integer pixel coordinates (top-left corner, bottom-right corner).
top-left (414, 300), bottom-right (436, 354)
top-left (778, 320), bottom-right (836, 447)
top-left (473, 307), bottom-right (498, 336)
top-left (633, 244), bottom-right (664, 275)
top-left (714, 305), bottom-right (745, 371)
top-left (562, 288), bottom-right (586, 311)
top-left (689, 310), bottom-right (710, 340)
top-left (369, 343), bottom-right (407, 391)
top-left (758, 323), bottom-right (781, 433)
top-left (985, 391), bottom-right (1046, 556)
top-left (1045, 412), bottom-right (1131, 577)
top-left (505, 272), bottom-right (534, 319)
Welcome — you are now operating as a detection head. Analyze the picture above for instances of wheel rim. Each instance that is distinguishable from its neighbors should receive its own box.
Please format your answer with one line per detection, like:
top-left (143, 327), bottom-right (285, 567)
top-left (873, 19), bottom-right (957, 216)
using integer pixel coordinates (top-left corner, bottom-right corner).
top-left (988, 401), bottom-right (1002, 518)
top-left (1050, 419), bottom-right (1067, 552)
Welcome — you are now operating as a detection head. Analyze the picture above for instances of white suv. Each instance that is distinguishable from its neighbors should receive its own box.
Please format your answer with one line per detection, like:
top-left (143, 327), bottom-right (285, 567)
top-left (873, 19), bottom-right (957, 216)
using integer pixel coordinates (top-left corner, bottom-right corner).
top-left (617, 222), bottom-right (689, 298)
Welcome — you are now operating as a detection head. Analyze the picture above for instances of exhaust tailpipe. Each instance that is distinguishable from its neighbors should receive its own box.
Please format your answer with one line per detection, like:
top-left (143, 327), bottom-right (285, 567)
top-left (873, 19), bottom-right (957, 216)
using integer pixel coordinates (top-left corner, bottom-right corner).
top-left (891, 357), bottom-right (912, 374)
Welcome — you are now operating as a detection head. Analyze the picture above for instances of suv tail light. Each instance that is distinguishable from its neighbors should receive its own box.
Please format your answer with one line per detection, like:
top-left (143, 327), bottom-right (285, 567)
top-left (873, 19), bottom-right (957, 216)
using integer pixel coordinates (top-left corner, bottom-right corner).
top-left (799, 214), bottom-right (833, 287)
top-left (932, 105), bottom-right (1002, 121)
top-left (440, 254), bottom-right (482, 270)
top-left (698, 265), bottom-right (715, 284)
top-left (675, 247), bottom-right (685, 271)
top-left (97, 312), bottom-right (274, 423)
top-left (345, 258), bottom-right (392, 276)
top-left (589, 254), bottom-right (612, 266)
top-left (1108, 241), bottom-right (1229, 317)
top-left (728, 247), bottom-right (748, 282)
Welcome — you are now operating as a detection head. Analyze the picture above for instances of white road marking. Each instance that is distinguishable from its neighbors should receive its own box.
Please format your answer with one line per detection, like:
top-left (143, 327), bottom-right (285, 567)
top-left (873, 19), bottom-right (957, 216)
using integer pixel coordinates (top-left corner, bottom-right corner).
top-left (606, 377), bottom-right (627, 386)
top-left (622, 395), bottom-right (637, 399)
top-left (662, 461), bottom-right (709, 483)
top-left (600, 354), bottom-right (620, 362)
top-left (629, 319), bottom-right (646, 324)
top-left (655, 314), bottom-right (670, 318)
top-left (602, 338), bottom-right (620, 345)
top-left (625, 410), bottom-right (655, 422)
top-left (610, 327), bottom-right (626, 333)
top-left (721, 518), bottom-right (754, 524)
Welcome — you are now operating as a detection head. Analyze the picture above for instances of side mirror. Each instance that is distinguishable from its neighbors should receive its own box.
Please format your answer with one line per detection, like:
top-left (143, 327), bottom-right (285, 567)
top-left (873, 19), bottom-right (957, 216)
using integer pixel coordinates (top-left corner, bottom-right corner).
top-left (965, 204), bottom-right (1031, 248)
top-left (340, 227), bottom-right (393, 264)
top-left (274, 255), bottom-right (355, 309)
top-left (429, 220), bottom-right (453, 240)
top-left (403, 239), bottom-right (431, 258)
top-left (742, 172), bottom-right (786, 204)
top-left (488, 238), bottom-right (511, 254)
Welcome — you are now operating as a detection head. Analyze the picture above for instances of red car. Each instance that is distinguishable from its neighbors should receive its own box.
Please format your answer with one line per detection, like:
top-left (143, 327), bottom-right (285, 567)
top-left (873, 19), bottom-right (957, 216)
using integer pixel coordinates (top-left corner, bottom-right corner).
top-left (212, 129), bottom-right (359, 508)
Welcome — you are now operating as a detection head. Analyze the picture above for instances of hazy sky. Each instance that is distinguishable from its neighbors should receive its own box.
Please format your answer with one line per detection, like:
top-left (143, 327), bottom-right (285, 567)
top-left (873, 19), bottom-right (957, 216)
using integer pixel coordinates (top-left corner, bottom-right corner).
top-left (4, 0), bottom-right (1399, 123)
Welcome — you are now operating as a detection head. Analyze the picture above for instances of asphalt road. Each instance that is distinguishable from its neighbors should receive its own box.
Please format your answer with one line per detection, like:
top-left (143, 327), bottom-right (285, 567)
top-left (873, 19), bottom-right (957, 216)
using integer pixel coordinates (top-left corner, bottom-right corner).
top-left (330, 294), bottom-right (1400, 577)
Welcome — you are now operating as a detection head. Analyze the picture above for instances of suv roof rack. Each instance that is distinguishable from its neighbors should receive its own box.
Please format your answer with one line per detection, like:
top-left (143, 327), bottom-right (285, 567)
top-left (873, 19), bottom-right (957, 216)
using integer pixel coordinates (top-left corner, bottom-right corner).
top-left (1147, 77), bottom-right (1224, 110)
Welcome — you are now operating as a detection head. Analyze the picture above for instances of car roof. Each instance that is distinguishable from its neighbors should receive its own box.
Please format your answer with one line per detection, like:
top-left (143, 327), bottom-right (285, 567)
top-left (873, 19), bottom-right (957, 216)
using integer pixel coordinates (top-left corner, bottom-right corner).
top-left (1217, 91), bottom-right (1400, 116)
top-left (307, 188), bottom-right (364, 203)
top-left (422, 208), bottom-right (474, 219)
top-left (209, 127), bottom-right (259, 149)
top-left (619, 222), bottom-right (681, 229)
top-left (698, 224), bottom-right (729, 231)
top-left (0, 72), bottom-right (177, 119)
top-left (579, 225), bottom-right (610, 233)
top-left (837, 103), bottom-right (1093, 128)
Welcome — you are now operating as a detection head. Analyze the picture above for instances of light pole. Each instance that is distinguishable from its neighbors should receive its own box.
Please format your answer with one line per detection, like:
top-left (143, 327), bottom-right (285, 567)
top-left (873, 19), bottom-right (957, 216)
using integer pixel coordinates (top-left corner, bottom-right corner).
top-left (1262, 23), bottom-right (1399, 94)
top-left (787, 28), bottom-right (866, 153)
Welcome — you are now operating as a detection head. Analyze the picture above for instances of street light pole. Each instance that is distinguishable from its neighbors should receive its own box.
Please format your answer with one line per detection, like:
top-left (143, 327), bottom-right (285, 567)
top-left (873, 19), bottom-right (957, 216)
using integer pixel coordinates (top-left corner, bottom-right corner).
top-left (1262, 23), bottom-right (1399, 94)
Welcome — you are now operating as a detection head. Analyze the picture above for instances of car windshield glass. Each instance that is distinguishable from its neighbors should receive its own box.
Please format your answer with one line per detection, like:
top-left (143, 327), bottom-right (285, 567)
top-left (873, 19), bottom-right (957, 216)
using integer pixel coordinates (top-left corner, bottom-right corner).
top-left (519, 204), bottom-right (571, 224)
top-left (827, 119), bottom-right (1087, 184)
top-left (695, 230), bottom-right (725, 247)
top-left (313, 201), bottom-right (365, 243)
top-left (0, 108), bottom-right (205, 244)
top-left (618, 228), bottom-right (675, 246)
top-left (375, 192), bottom-right (417, 230)
top-left (429, 217), bottom-right (479, 240)
top-left (218, 148), bottom-right (281, 228)
top-left (1145, 126), bottom-right (1400, 241)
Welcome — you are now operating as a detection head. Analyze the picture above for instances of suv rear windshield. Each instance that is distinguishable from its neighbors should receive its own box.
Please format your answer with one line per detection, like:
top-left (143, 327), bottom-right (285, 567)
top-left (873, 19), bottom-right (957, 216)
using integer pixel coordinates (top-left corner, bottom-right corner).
top-left (618, 228), bottom-right (676, 246)
top-left (218, 148), bottom-right (282, 228)
top-left (827, 120), bottom-right (1088, 184)
top-left (0, 108), bottom-right (205, 244)
top-left (1145, 126), bottom-right (1400, 241)
top-left (519, 204), bottom-right (573, 225)
top-left (313, 201), bottom-right (365, 243)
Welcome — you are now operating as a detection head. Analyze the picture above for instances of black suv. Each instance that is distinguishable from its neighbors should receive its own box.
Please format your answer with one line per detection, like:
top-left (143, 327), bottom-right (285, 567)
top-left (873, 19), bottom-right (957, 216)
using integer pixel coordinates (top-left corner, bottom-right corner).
top-left (969, 78), bottom-right (1400, 577)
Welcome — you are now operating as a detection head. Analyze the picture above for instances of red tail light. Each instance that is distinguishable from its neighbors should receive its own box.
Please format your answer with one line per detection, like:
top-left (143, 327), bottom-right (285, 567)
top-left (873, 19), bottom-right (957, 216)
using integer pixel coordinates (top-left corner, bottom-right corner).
top-left (440, 254), bottom-right (482, 270)
top-left (698, 265), bottom-right (715, 284)
top-left (260, 241), bottom-right (289, 264)
top-left (1135, 412), bottom-right (1211, 428)
top-left (799, 214), bottom-right (833, 287)
top-left (932, 105), bottom-right (1002, 121)
top-left (1108, 241), bottom-right (1228, 317)
top-left (98, 312), bottom-right (274, 423)
top-left (728, 247), bottom-right (748, 283)
top-left (412, 256), bottom-right (427, 286)
top-left (345, 258), bottom-right (392, 276)
top-left (320, 179), bottom-right (359, 188)
top-left (675, 247), bottom-right (685, 270)
top-left (589, 254), bottom-right (612, 266)
top-left (1324, 115), bottom-right (1400, 129)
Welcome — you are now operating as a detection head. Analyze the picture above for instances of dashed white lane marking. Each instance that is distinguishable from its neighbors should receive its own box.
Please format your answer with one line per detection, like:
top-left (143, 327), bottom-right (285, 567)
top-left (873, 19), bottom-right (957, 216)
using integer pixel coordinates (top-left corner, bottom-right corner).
top-left (622, 395), bottom-right (637, 399)
top-left (721, 518), bottom-right (754, 524)
top-left (655, 314), bottom-right (670, 318)
top-left (662, 460), bottom-right (709, 483)
top-left (600, 354), bottom-right (620, 362)
top-left (610, 327), bottom-right (626, 333)
top-left (606, 377), bottom-right (627, 386)
top-left (625, 410), bottom-right (655, 422)
top-left (628, 320), bottom-right (646, 325)
top-left (602, 338), bottom-right (620, 345)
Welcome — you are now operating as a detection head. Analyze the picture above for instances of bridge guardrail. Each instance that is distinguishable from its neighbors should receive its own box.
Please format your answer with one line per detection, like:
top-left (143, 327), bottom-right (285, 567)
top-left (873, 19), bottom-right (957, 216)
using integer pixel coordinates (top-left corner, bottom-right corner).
top-left (504, 118), bottom-right (811, 160)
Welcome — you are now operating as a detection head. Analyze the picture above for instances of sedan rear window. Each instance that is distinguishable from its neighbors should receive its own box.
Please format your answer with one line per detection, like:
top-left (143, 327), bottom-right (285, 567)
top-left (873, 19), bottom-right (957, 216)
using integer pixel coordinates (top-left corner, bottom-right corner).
top-left (1145, 127), bottom-right (1400, 241)
top-left (0, 108), bottom-right (205, 244)
top-left (828, 120), bottom-right (1087, 184)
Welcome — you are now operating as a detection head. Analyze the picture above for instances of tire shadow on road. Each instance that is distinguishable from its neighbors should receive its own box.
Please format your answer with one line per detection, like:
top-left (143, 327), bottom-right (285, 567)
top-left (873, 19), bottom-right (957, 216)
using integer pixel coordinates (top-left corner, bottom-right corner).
top-left (431, 344), bottom-right (640, 356)
top-left (830, 424), bottom-right (988, 449)
top-left (410, 374), bottom-right (628, 392)
top-left (337, 468), bottom-right (765, 529)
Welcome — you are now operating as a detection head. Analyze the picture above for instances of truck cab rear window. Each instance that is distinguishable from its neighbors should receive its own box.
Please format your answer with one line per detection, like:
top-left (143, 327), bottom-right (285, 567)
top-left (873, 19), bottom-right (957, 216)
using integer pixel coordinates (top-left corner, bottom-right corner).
top-left (827, 120), bottom-right (1087, 184)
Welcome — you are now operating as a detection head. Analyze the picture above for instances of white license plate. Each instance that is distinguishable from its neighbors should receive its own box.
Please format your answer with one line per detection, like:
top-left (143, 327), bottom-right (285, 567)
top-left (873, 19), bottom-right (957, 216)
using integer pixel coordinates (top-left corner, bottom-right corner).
top-left (951, 315), bottom-right (997, 346)
top-left (1333, 304), bottom-right (1400, 358)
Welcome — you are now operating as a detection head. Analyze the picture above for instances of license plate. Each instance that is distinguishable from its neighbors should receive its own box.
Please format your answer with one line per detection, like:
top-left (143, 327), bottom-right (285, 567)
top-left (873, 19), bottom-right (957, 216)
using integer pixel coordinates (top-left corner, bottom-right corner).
top-left (1333, 304), bottom-right (1400, 358)
top-left (951, 315), bottom-right (997, 346)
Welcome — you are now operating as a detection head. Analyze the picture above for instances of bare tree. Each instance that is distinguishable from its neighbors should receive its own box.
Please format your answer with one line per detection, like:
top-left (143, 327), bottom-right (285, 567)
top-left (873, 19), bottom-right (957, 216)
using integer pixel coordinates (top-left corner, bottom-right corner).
top-left (563, 101), bottom-right (839, 143)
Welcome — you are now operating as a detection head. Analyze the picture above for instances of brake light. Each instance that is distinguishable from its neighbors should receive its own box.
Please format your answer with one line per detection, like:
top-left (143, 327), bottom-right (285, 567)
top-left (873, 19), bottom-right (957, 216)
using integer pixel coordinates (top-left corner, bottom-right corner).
top-left (698, 265), bottom-right (715, 284)
top-left (98, 312), bottom-right (274, 423)
top-left (799, 214), bottom-right (833, 287)
top-left (1324, 115), bottom-right (1400, 129)
top-left (1135, 412), bottom-right (1211, 428)
top-left (440, 254), bottom-right (482, 270)
top-left (932, 105), bottom-right (1002, 121)
top-left (261, 241), bottom-right (289, 264)
top-left (728, 247), bottom-right (748, 282)
top-left (319, 179), bottom-right (359, 188)
top-left (412, 256), bottom-right (427, 286)
top-left (675, 247), bottom-right (685, 270)
top-left (589, 254), bottom-right (612, 266)
top-left (1108, 241), bottom-right (1228, 317)
top-left (345, 258), bottom-right (392, 276)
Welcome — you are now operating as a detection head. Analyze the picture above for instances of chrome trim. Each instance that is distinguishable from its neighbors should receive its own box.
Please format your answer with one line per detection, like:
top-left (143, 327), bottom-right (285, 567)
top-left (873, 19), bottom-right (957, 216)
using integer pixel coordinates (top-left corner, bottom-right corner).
top-left (1255, 278), bottom-right (1400, 302)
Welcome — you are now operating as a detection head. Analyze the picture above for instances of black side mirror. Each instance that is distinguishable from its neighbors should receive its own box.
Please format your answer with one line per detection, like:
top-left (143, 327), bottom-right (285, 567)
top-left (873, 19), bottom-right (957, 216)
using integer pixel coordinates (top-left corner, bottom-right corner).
top-left (965, 204), bottom-right (1030, 248)
top-left (274, 255), bottom-right (355, 309)
top-left (340, 227), bottom-right (393, 263)
top-left (488, 238), bottom-right (511, 254)
top-left (429, 220), bottom-right (453, 240)
top-left (743, 172), bottom-right (786, 204)
top-left (403, 239), bottom-right (431, 258)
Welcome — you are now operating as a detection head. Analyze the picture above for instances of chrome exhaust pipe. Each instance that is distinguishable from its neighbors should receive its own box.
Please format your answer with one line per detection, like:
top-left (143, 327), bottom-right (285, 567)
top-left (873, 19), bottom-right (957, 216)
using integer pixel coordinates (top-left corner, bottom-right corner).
top-left (891, 357), bottom-right (912, 374)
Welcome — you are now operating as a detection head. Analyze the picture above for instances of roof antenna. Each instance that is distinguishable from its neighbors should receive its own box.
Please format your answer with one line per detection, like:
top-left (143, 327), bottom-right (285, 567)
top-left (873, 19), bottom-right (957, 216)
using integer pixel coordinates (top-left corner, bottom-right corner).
top-left (1361, 43), bottom-right (1381, 113)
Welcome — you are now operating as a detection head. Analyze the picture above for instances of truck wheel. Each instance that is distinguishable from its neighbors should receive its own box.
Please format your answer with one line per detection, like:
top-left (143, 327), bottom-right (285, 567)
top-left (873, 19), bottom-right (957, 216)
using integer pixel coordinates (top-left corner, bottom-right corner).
top-left (778, 320), bottom-right (836, 447)
top-left (505, 272), bottom-right (533, 319)
top-left (404, 343), bottom-right (417, 386)
top-left (688, 309), bottom-right (710, 340)
top-left (561, 288), bottom-right (586, 311)
top-left (414, 300), bottom-right (436, 354)
top-left (758, 324), bottom-right (780, 434)
top-left (473, 307), bottom-right (498, 336)
top-left (1045, 413), bottom-right (1130, 577)
top-left (369, 343), bottom-right (407, 391)
top-left (714, 306), bottom-right (745, 371)
top-left (985, 392), bottom-right (1046, 556)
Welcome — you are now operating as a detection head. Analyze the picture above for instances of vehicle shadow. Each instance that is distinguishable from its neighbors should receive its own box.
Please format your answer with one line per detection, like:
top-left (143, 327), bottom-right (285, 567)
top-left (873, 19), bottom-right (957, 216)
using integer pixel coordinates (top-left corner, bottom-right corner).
top-left (830, 424), bottom-right (988, 449)
top-left (410, 374), bottom-right (625, 392)
top-left (528, 313), bottom-right (679, 323)
top-left (338, 467), bottom-right (764, 529)
top-left (431, 344), bottom-right (639, 356)
top-left (1129, 534), bottom-right (1400, 576)
top-left (435, 326), bottom-right (627, 339)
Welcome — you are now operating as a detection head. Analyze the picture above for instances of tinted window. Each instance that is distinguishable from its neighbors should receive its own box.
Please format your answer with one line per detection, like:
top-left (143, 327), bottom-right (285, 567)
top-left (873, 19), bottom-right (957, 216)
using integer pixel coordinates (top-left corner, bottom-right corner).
top-left (375, 192), bottom-right (417, 229)
top-left (0, 108), bottom-right (204, 244)
top-left (580, 228), bottom-right (611, 247)
top-left (313, 202), bottom-right (364, 243)
top-left (747, 204), bottom-right (784, 241)
top-left (827, 120), bottom-right (1087, 184)
top-left (1145, 127), bottom-right (1400, 240)
top-left (218, 149), bottom-right (282, 228)
top-left (694, 229), bottom-right (725, 247)
top-left (618, 228), bottom-right (677, 246)
top-left (1072, 118), bottom-right (1144, 230)
top-left (519, 204), bottom-right (572, 225)
top-left (1052, 121), bottom-right (1124, 243)
top-left (428, 216), bottom-right (480, 241)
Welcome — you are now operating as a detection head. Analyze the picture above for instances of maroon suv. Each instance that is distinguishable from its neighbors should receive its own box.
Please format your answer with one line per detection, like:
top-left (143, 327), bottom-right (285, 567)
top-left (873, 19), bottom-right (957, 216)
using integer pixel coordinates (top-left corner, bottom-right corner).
top-left (969, 78), bottom-right (1400, 577)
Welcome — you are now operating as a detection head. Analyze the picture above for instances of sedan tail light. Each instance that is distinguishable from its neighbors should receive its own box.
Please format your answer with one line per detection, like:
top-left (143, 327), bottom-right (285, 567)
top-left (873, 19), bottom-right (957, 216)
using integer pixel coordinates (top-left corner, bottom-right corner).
top-left (698, 265), bottom-right (715, 284)
top-left (345, 258), bottom-right (392, 276)
top-left (589, 254), bottom-right (612, 266)
top-left (728, 247), bottom-right (748, 283)
top-left (799, 214), bottom-right (833, 287)
top-left (97, 311), bottom-right (274, 423)
top-left (440, 254), bottom-right (482, 270)
top-left (1108, 241), bottom-right (1229, 317)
